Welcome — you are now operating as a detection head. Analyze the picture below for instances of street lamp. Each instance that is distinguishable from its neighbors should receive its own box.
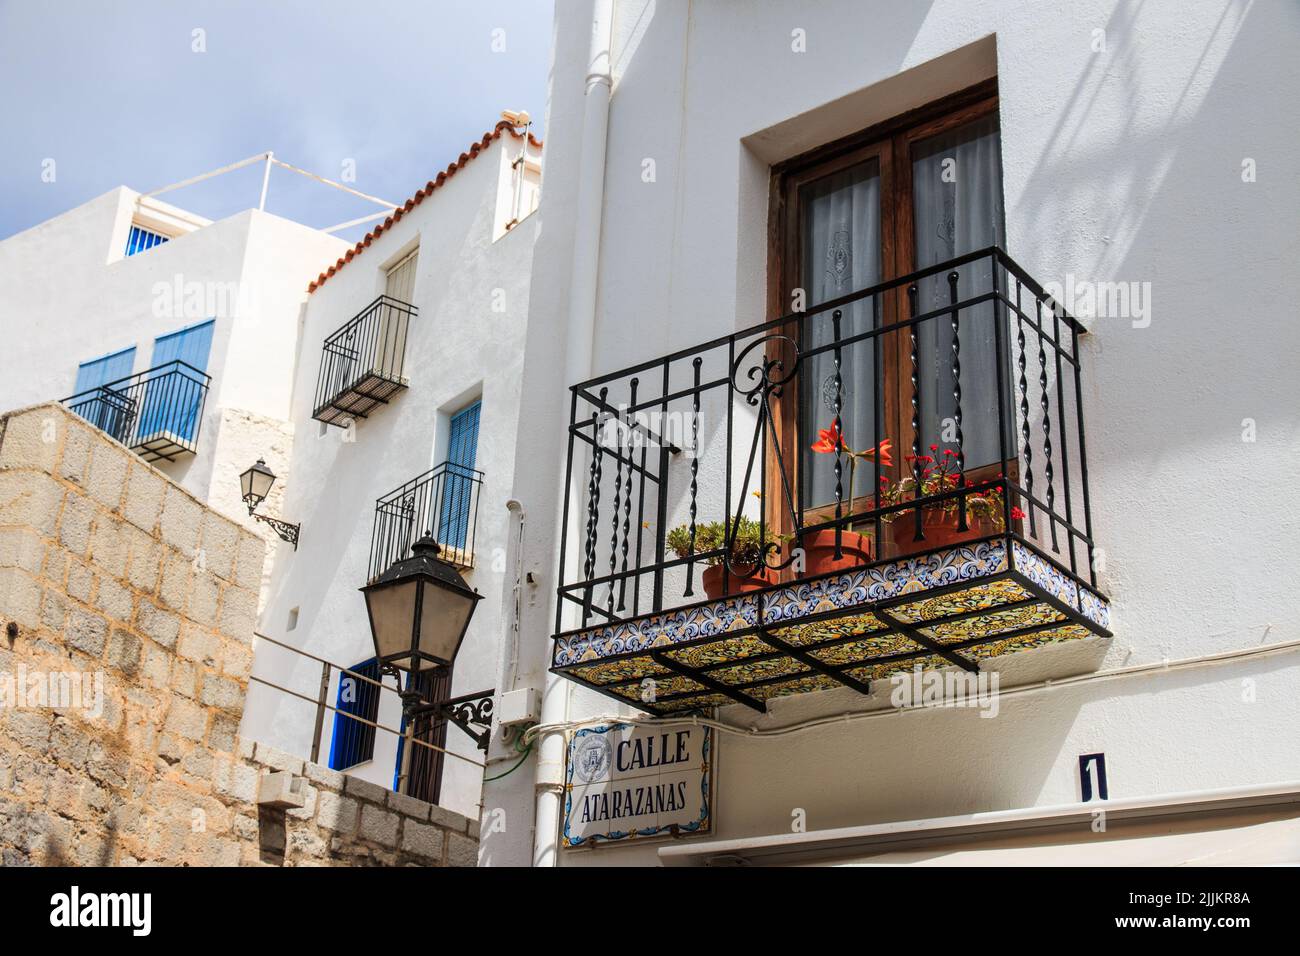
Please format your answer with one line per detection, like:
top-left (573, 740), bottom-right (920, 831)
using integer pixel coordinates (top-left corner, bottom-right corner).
top-left (360, 533), bottom-right (493, 795)
top-left (238, 458), bottom-right (300, 549)
top-left (360, 534), bottom-right (482, 675)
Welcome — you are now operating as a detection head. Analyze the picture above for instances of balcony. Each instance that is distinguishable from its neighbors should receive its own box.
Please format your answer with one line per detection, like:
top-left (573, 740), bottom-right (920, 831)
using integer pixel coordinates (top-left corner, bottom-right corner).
top-left (62, 360), bottom-right (211, 463)
top-left (368, 461), bottom-right (484, 580)
top-left (552, 247), bottom-right (1111, 715)
top-left (312, 295), bottom-right (417, 426)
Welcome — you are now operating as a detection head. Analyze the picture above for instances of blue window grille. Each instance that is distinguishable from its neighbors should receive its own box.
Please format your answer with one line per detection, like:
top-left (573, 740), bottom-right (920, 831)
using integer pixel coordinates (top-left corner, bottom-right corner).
top-left (125, 224), bottom-right (169, 257)
top-left (329, 658), bottom-right (381, 771)
top-left (438, 401), bottom-right (481, 550)
top-left (71, 346), bottom-right (137, 437)
top-left (137, 319), bottom-right (214, 443)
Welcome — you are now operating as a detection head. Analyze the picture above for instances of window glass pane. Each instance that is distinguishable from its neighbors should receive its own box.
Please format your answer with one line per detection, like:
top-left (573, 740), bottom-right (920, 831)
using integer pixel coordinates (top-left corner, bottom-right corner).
top-left (911, 113), bottom-right (1010, 469)
top-left (797, 158), bottom-right (882, 510)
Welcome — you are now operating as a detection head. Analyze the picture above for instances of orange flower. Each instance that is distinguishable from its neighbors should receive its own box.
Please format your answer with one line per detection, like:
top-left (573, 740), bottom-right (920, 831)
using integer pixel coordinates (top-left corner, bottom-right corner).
top-left (811, 423), bottom-right (846, 454)
top-left (867, 438), bottom-right (894, 468)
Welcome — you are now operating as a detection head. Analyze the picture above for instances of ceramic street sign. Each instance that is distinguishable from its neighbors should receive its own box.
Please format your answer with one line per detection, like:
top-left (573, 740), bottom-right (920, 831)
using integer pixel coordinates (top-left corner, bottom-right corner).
top-left (562, 721), bottom-right (712, 848)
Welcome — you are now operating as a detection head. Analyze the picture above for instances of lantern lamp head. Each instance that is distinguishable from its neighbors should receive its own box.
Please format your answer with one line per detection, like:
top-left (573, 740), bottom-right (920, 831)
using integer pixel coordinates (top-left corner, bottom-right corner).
top-left (240, 458), bottom-right (277, 514)
top-left (360, 534), bottom-right (482, 674)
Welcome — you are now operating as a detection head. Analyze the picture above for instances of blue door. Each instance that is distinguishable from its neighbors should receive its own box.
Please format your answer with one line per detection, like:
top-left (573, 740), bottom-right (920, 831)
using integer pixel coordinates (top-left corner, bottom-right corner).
top-left (439, 401), bottom-right (480, 551)
top-left (139, 320), bottom-right (214, 442)
top-left (72, 347), bottom-right (137, 440)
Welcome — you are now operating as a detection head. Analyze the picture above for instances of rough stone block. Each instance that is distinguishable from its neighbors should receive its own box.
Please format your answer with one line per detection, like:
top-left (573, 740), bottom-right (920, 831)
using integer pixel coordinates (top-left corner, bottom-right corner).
top-left (446, 832), bottom-right (479, 867)
top-left (234, 532), bottom-right (265, 591)
top-left (106, 628), bottom-right (143, 675)
top-left (254, 744), bottom-right (304, 775)
top-left (303, 762), bottom-right (345, 792)
top-left (401, 820), bottom-right (445, 861)
top-left (0, 408), bottom-right (61, 473)
top-left (200, 674), bottom-right (244, 711)
top-left (343, 775), bottom-right (389, 805)
top-left (429, 803), bottom-right (472, 834)
top-left (58, 423), bottom-right (92, 485)
top-left (387, 790), bottom-right (431, 821)
top-left (159, 486), bottom-right (203, 556)
top-left (217, 586), bottom-right (258, 641)
top-left (0, 567), bottom-right (42, 631)
top-left (0, 527), bottom-right (45, 574)
top-left (123, 463), bottom-right (165, 533)
top-left (198, 512), bottom-right (239, 582)
top-left (177, 624), bottom-right (221, 666)
top-left (359, 804), bottom-right (400, 846)
top-left (137, 600), bottom-right (180, 648)
top-left (0, 471), bottom-right (61, 537)
top-left (163, 698), bottom-right (208, 742)
top-left (58, 492), bottom-right (95, 557)
top-left (66, 608), bottom-right (109, 658)
top-left (95, 575), bottom-right (133, 622)
top-left (187, 572), bottom-right (220, 627)
top-left (86, 443), bottom-right (129, 512)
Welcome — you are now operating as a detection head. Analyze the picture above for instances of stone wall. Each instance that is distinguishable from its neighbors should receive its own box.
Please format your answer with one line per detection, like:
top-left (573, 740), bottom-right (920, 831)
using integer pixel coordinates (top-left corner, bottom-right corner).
top-left (0, 403), bottom-right (476, 866)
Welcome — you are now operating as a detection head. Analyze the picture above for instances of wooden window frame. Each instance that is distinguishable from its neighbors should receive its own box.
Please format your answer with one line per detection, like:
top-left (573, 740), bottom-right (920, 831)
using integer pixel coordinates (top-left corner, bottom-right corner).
top-left (765, 80), bottom-right (1007, 555)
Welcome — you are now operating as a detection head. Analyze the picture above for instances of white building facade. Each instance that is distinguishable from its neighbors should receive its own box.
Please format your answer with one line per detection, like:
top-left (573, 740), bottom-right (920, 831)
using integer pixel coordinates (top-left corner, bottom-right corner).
top-left (482, 0), bottom-right (1300, 866)
top-left (240, 122), bottom-right (542, 821)
top-left (0, 185), bottom-right (349, 571)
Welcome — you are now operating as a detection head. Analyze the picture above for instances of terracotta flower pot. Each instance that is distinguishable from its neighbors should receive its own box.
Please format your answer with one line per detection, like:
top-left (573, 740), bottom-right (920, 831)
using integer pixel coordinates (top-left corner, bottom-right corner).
top-left (889, 510), bottom-right (998, 556)
top-left (701, 562), bottom-right (776, 600)
top-left (801, 528), bottom-right (873, 576)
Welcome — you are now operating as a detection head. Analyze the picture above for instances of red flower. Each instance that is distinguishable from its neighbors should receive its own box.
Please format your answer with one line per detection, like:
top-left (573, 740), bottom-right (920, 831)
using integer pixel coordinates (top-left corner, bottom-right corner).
top-left (811, 423), bottom-right (845, 454)
top-left (1011, 506), bottom-right (1026, 521)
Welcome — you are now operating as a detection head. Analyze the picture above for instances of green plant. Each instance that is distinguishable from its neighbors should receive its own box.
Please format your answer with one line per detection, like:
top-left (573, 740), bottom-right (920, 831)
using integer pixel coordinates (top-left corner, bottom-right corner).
top-left (666, 516), bottom-right (767, 567)
top-left (879, 444), bottom-right (1023, 529)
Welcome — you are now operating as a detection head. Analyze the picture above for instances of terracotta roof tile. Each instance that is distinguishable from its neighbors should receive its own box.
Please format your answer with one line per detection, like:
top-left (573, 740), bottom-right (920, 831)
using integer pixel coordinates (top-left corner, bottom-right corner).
top-left (307, 120), bottom-right (542, 293)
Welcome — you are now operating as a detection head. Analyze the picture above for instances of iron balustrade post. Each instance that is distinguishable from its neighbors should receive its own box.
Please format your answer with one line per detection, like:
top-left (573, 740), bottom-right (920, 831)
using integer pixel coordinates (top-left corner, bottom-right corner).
top-left (948, 271), bottom-right (967, 531)
top-left (832, 309), bottom-right (844, 559)
top-left (991, 252), bottom-right (1013, 537)
top-left (908, 283), bottom-right (924, 544)
top-left (651, 361), bottom-right (671, 613)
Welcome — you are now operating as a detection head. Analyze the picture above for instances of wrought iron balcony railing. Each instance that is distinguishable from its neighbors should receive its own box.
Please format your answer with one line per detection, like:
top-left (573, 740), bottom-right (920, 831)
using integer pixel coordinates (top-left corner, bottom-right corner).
top-left (62, 360), bottom-right (211, 463)
top-left (368, 461), bottom-right (484, 580)
top-left (312, 295), bottom-right (417, 427)
top-left (552, 247), bottom-right (1112, 715)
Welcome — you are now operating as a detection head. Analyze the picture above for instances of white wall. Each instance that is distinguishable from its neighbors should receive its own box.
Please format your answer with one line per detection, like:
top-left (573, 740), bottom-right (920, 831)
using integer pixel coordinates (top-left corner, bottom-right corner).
top-left (242, 131), bottom-right (539, 822)
top-left (485, 0), bottom-right (1300, 866)
top-left (0, 188), bottom-right (347, 548)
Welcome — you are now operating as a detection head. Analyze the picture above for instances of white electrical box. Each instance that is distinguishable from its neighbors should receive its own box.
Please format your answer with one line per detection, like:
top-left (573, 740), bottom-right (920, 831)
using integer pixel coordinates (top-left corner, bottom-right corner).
top-left (257, 771), bottom-right (306, 809)
top-left (498, 688), bottom-right (540, 728)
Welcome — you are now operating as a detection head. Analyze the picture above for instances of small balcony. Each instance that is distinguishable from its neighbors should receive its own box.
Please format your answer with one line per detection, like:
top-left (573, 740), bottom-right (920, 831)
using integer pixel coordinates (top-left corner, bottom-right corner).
top-left (552, 247), bottom-right (1111, 715)
top-left (312, 295), bottom-right (417, 426)
top-left (368, 461), bottom-right (484, 580)
top-left (62, 360), bottom-right (211, 463)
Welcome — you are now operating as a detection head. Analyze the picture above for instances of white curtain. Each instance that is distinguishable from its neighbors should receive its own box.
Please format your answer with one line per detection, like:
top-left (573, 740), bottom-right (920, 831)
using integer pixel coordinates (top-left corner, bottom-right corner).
top-left (799, 159), bottom-right (882, 508)
top-left (912, 113), bottom-right (1008, 469)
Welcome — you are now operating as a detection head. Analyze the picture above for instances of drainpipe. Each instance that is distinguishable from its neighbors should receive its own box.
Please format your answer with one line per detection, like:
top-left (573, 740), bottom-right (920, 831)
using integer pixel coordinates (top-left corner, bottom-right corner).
top-left (532, 0), bottom-right (615, 869)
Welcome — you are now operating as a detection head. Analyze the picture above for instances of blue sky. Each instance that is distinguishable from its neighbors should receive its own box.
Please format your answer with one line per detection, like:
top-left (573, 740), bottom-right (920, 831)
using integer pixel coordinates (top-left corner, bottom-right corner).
top-left (0, 0), bottom-right (555, 241)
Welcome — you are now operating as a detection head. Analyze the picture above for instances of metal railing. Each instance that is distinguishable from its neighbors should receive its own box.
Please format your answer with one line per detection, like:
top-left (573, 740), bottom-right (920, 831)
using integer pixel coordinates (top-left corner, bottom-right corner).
top-left (556, 247), bottom-right (1100, 634)
top-left (62, 360), bottom-right (211, 462)
top-left (312, 294), bottom-right (417, 425)
top-left (248, 632), bottom-right (488, 805)
top-left (368, 461), bottom-right (484, 580)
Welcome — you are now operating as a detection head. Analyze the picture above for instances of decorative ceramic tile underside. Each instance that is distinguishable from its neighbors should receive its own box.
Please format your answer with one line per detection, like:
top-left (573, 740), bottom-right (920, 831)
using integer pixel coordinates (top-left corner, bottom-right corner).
top-left (888, 579), bottom-right (1035, 624)
top-left (555, 538), bottom-right (1110, 713)
top-left (662, 633), bottom-right (772, 668)
top-left (569, 656), bottom-right (671, 686)
top-left (963, 622), bottom-right (1095, 660)
top-left (553, 539), bottom-right (1012, 668)
top-left (919, 602), bottom-right (1065, 645)
top-left (767, 612), bottom-right (890, 646)
top-left (708, 655), bottom-right (807, 686)
top-left (808, 632), bottom-right (922, 664)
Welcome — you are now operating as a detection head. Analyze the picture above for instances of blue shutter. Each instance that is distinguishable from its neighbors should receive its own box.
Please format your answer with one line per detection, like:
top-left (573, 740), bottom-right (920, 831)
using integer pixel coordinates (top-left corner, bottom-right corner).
top-left (439, 401), bottom-right (481, 550)
top-left (138, 320), bottom-right (214, 443)
top-left (71, 347), bottom-right (137, 438)
top-left (329, 658), bottom-right (381, 770)
top-left (125, 225), bottom-right (169, 257)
